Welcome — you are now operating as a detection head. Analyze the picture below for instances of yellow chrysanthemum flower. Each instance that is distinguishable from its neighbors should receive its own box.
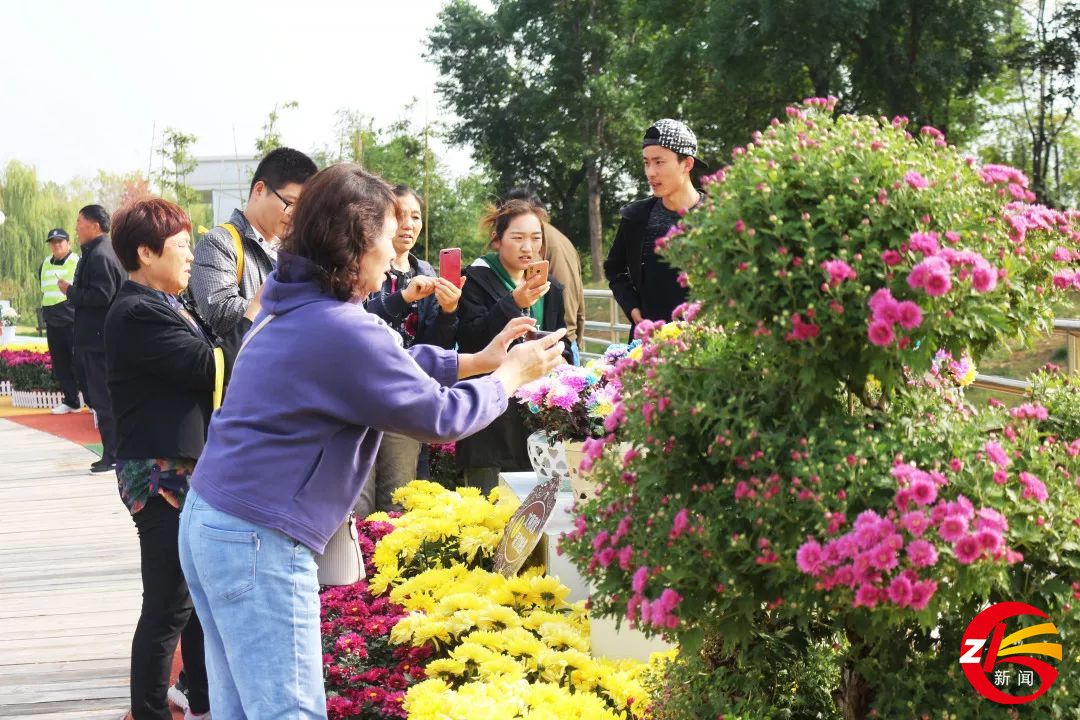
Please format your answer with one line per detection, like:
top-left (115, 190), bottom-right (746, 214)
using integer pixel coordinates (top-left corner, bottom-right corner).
top-left (475, 654), bottom-right (526, 680)
top-left (528, 575), bottom-right (571, 607)
top-left (425, 658), bottom-right (467, 678)
top-left (451, 641), bottom-right (498, 667)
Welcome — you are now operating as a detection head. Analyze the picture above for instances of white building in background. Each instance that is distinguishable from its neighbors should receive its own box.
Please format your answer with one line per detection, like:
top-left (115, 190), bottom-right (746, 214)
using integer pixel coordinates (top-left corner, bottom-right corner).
top-left (188, 155), bottom-right (259, 224)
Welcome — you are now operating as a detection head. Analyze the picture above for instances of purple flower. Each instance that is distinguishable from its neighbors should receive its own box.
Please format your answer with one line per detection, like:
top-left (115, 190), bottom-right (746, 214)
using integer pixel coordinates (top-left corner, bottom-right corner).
top-left (906, 539), bottom-right (938, 568)
top-left (908, 232), bottom-right (939, 255)
top-left (1019, 471), bottom-right (1048, 502)
top-left (896, 301), bottom-right (923, 330)
top-left (904, 171), bottom-right (929, 189)
top-left (631, 566), bottom-right (649, 593)
top-left (971, 260), bottom-right (998, 293)
top-left (938, 515), bottom-right (969, 543)
top-left (887, 575), bottom-right (914, 607)
top-left (853, 584), bottom-right (881, 609)
top-left (909, 477), bottom-right (938, 506)
top-left (984, 441), bottom-right (1010, 469)
top-left (868, 320), bottom-right (896, 347)
top-left (974, 529), bottom-right (1003, 554)
top-left (954, 535), bottom-right (982, 564)
top-left (973, 508), bottom-right (1008, 534)
top-left (909, 579), bottom-right (938, 610)
top-left (796, 540), bottom-right (825, 575)
top-left (900, 511), bottom-right (929, 537)
top-left (821, 259), bottom-right (857, 287)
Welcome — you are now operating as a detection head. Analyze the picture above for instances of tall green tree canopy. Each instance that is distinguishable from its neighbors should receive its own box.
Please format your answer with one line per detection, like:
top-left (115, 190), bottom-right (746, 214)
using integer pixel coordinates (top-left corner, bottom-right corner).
top-left (429, 0), bottom-right (645, 278)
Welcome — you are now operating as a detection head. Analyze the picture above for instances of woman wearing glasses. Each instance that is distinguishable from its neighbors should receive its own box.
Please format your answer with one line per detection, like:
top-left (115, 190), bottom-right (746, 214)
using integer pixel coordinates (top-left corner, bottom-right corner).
top-left (105, 198), bottom-right (260, 720)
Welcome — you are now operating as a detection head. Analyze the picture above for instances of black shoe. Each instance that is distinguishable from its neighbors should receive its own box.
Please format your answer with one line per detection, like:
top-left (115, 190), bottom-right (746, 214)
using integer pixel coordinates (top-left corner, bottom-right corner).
top-left (89, 460), bottom-right (115, 474)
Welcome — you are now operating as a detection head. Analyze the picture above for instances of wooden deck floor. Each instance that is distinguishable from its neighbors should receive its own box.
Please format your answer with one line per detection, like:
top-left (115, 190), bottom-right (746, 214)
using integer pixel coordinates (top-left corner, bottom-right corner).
top-left (0, 419), bottom-right (139, 719)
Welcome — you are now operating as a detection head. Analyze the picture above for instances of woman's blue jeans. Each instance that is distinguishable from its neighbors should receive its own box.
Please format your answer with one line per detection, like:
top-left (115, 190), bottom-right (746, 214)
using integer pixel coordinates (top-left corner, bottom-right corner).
top-left (178, 489), bottom-right (327, 719)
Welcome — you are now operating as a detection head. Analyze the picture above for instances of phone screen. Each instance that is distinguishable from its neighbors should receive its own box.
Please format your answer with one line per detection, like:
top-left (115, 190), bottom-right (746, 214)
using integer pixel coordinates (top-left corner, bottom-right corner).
top-left (525, 329), bottom-right (554, 342)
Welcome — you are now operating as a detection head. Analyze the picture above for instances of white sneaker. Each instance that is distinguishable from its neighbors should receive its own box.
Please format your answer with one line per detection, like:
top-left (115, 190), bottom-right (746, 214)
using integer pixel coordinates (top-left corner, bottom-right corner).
top-left (50, 403), bottom-right (77, 414)
top-left (167, 683), bottom-right (190, 711)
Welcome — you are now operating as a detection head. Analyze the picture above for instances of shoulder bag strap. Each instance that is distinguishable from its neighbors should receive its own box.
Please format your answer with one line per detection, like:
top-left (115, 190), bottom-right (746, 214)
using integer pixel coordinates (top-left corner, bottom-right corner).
top-left (211, 313), bottom-right (275, 410)
top-left (222, 222), bottom-right (245, 284)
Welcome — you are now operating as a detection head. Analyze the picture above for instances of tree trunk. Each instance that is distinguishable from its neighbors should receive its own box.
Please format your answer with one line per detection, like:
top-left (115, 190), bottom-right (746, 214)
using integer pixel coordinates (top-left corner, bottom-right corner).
top-left (586, 158), bottom-right (603, 281)
top-left (835, 630), bottom-right (872, 720)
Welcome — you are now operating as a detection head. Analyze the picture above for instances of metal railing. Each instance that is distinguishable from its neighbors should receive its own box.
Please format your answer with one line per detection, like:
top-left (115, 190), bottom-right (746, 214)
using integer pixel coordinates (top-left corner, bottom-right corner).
top-left (581, 288), bottom-right (1080, 395)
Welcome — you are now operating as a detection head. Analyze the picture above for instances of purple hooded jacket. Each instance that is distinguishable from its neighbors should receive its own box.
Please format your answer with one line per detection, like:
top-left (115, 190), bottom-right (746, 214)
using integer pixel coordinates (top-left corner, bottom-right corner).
top-left (189, 253), bottom-right (508, 552)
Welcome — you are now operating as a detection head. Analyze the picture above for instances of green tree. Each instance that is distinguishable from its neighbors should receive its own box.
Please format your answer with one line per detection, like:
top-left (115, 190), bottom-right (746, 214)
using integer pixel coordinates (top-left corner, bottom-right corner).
top-left (316, 110), bottom-right (495, 263)
top-left (255, 101), bottom-right (299, 155)
top-left (428, 0), bottom-right (644, 279)
top-left (626, 0), bottom-right (1014, 150)
top-left (155, 127), bottom-right (199, 211)
top-left (68, 170), bottom-right (152, 212)
top-left (1005, 0), bottom-right (1080, 203)
top-left (0, 161), bottom-right (84, 318)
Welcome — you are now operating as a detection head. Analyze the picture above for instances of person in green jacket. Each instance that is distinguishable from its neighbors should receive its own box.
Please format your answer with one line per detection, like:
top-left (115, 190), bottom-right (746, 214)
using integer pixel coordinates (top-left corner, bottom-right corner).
top-left (40, 228), bottom-right (81, 413)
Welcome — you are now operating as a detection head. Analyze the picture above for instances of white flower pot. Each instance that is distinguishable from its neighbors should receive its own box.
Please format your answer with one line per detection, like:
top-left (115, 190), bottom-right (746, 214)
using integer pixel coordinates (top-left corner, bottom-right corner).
top-left (1, 325), bottom-right (15, 344)
top-left (526, 431), bottom-right (585, 493)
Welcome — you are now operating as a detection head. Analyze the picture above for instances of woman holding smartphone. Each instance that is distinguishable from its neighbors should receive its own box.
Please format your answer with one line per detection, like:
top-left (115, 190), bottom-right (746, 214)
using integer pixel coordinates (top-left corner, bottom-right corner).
top-left (456, 198), bottom-right (571, 493)
top-left (359, 185), bottom-right (462, 515)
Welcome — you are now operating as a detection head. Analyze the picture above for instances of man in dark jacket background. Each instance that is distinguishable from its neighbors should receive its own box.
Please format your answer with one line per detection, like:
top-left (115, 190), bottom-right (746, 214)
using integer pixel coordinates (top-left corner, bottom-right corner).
top-left (604, 119), bottom-right (706, 332)
top-left (58, 204), bottom-right (126, 473)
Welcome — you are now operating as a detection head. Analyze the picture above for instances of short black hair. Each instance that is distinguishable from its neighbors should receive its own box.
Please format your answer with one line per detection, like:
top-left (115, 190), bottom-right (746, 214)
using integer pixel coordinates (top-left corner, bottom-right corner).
top-left (501, 186), bottom-right (545, 211)
top-left (250, 147), bottom-right (318, 195)
top-left (79, 204), bottom-right (110, 233)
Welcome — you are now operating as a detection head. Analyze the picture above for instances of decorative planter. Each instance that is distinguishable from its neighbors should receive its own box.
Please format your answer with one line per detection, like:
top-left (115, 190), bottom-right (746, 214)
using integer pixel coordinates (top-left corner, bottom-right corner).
top-left (526, 431), bottom-right (585, 493)
top-left (11, 389), bottom-right (64, 409)
top-left (1, 325), bottom-right (15, 344)
top-left (0, 380), bottom-right (10, 396)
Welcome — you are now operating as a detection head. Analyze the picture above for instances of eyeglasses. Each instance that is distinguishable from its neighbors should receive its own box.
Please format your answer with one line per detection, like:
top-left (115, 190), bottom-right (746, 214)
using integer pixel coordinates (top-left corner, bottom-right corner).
top-left (268, 185), bottom-right (295, 212)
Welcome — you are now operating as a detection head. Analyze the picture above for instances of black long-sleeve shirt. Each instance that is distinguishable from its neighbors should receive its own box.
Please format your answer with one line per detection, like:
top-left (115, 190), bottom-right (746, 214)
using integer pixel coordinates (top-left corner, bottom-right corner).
top-left (67, 235), bottom-right (126, 352)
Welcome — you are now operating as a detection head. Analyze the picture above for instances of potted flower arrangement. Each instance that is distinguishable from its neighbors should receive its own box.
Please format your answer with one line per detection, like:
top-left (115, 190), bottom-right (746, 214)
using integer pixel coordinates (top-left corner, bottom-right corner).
top-left (513, 343), bottom-right (635, 498)
top-left (1, 306), bottom-right (18, 344)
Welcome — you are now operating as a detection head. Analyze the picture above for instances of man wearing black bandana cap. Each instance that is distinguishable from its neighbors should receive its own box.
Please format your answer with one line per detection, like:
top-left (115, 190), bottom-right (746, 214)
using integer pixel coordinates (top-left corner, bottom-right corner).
top-left (604, 118), bottom-right (707, 331)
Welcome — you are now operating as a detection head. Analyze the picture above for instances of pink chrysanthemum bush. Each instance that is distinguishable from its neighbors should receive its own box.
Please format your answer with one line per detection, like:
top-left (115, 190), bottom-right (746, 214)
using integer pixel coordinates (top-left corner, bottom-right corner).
top-left (560, 100), bottom-right (1080, 719)
top-left (663, 97), bottom-right (1080, 408)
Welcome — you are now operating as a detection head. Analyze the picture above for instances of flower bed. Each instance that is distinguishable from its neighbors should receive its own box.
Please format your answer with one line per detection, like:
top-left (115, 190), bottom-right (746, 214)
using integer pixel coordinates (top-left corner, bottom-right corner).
top-left (1, 349), bottom-right (59, 393)
top-left (321, 481), bottom-right (667, 719)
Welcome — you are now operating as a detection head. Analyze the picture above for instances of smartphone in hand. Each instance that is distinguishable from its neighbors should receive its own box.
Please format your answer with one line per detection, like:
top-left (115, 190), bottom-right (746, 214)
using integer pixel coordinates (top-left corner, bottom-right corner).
top-left (439, 248), bottom-right (462, 286)
top-left (525, 328), bottom-right (554, 342)
top-left (524, 260), bottom-right (549, 284)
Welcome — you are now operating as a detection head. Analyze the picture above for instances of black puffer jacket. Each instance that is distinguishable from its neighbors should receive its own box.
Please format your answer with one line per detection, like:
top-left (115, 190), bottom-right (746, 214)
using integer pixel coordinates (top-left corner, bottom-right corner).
top-left (455, 261), bottom-right (570, 471)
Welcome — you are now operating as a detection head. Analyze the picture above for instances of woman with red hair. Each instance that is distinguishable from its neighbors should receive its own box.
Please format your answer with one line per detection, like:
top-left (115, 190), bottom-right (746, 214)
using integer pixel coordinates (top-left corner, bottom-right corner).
top-left (105, 198), bottom-right (259, 720)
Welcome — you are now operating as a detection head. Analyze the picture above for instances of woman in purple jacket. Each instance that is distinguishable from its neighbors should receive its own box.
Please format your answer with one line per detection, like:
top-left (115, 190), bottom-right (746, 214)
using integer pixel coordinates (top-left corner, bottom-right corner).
top-left (177, 164), bottom-right (565, 718)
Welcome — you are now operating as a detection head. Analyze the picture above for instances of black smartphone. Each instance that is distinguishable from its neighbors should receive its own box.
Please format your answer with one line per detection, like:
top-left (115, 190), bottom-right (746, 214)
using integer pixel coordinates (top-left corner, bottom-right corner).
top-left (525, 329), bottom-right (554, 342)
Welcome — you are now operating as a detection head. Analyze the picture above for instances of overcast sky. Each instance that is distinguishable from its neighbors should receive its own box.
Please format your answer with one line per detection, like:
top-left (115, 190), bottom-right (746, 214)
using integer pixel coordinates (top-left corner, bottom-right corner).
top-left (0, 0), bottom-right (472, 185)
